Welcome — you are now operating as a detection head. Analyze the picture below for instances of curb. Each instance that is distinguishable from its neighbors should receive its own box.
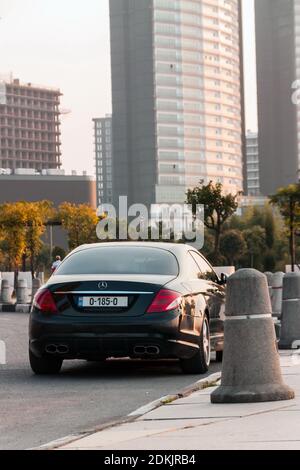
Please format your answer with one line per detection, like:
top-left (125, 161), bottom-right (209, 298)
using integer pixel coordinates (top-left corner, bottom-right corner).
top-left (33, 371), bottom-right (221, 450)
top-left (128, 395), bottom-right (179, 417)
top-left (177, 372), bottom-right (221, 398)
top-left (128, 371), bottom-right (221, 417)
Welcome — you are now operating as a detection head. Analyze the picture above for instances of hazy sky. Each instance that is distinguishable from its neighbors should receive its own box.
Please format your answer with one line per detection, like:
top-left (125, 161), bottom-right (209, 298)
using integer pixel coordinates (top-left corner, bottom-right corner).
top-left (0, 0), bottom-right (257, 175)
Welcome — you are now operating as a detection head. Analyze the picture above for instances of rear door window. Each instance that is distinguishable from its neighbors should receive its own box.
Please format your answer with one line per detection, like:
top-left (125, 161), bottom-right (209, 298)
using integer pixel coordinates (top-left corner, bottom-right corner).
top-left (187, 253), bottom-right (202, 279)
top-left (190, 251), bottom-right (218, 282)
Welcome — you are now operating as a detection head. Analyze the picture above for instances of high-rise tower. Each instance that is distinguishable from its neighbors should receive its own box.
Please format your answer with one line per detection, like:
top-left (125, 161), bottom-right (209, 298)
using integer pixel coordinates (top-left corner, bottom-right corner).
top-left (255, 0), bottom-right (300, 195)
top-left (110, 0), bottom-right (243, 206)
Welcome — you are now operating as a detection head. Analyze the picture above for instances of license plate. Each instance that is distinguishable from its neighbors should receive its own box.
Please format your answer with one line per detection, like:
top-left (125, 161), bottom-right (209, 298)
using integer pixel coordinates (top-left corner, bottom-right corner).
top-left (78, 296), bottom-right (128, 308)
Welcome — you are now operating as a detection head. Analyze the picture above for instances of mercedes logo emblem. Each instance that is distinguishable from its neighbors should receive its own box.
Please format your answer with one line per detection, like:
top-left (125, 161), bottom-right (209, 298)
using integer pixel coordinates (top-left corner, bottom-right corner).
top-left (98, 282), bottom-right (108, 290)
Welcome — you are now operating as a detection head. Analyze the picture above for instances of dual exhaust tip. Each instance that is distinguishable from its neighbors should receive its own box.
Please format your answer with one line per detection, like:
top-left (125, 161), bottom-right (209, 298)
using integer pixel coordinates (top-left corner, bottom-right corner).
top-left (46, 344), bottom-right (160, 356)
top-left (45, 344), bottom-right (69, 355)
top-left (133, 345), bottom-right (160, 356)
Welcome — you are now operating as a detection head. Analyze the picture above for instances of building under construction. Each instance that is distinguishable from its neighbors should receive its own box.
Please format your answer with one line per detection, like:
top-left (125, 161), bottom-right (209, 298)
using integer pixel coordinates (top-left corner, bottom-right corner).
top-left (0, 77), bottom-right (62, 172)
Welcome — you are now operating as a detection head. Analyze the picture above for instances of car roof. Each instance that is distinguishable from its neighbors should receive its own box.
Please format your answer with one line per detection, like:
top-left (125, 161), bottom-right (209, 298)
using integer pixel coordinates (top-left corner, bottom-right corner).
top-left (70, 241), bottom-right (195, 256)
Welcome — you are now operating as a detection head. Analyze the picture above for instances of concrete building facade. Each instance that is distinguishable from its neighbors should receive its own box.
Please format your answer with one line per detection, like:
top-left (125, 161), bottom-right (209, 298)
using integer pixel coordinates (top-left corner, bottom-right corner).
top-left (0, 77), bottom-right (61, 172)
top-left (255, 0), bottom-right (300, 195)
top-left (93, 116), bottom-right (113, 206)
top-left (110, 0), bottom-right (244, 207)
top-left (246, 131), bottom-right (260, 196)
top-left (0, 173), bottom-right (96, 208)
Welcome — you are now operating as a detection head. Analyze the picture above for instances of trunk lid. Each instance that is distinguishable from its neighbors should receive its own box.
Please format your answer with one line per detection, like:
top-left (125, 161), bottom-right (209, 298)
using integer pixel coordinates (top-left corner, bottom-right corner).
top-left (47, 274), bottom-right (176, 317)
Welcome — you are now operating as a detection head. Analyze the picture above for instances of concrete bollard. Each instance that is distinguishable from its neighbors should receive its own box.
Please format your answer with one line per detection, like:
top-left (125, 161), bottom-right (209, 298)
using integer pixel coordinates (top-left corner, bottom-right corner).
top-left (264, 272), bottom-right (273, 303)
top-left (1, 279), bottom-right (14, 304)
top-left (211, 269), bottom-right (294, 404)
top-left (279, 273), bottom-right (300, 349)
top-left (264, 271), bottom-right (273, 285)
top-left (16, 279), bottom-right (29, 304)
top-left (270, 272), bottom-right (284, 319)
top-left (32, 278), bottom-right (42, 299)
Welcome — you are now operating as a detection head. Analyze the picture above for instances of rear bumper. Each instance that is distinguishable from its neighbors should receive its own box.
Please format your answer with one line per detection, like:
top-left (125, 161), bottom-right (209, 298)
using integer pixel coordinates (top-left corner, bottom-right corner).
top-left (29, 312), bottom-right (200, 360)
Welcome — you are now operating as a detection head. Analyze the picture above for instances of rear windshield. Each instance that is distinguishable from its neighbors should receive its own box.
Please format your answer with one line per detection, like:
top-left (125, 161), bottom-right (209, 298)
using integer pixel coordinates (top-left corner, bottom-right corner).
top-left (55, 246), bottom-right (179, 276)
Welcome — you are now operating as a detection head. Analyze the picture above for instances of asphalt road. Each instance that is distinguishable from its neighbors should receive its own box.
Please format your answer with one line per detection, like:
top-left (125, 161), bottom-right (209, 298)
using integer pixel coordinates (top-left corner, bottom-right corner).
top-left (0, 312), bottom-right (221, 450)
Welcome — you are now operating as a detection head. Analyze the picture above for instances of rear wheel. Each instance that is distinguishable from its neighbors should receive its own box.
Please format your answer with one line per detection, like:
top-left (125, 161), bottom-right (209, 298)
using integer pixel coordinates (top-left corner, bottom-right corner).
top-left (180, 316), bottom-right (211, 374)
top-left (29, 349), bottom-right (63, 375)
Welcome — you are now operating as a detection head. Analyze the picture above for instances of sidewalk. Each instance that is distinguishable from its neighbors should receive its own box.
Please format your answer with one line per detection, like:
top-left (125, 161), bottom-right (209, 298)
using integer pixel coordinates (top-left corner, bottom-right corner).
top-left (57, 351), bottom-right (300, 450)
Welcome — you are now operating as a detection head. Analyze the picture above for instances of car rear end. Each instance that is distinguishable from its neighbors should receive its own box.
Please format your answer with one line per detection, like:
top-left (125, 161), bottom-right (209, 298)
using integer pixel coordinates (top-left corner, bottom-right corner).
top-left (30, 277), bottom-right (187, 360)
top-left (29, 244), bottom-right (190, 362)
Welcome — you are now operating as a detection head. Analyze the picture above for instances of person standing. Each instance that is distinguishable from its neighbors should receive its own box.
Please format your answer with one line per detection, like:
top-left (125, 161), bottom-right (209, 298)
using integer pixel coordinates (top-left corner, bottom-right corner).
top-left (51, 255), bottom-right (62, 274)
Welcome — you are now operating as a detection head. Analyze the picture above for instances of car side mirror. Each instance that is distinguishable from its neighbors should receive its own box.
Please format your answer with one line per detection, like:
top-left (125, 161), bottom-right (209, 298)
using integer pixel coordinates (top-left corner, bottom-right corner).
top-left (219, 273), bottom-right (228, 285)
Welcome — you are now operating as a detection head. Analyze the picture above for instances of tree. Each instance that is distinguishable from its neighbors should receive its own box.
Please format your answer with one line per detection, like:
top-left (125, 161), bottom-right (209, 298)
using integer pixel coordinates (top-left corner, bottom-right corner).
top-left (270, 184), bottom-right (300, 272)
top-left (0, 201), bottom-right (55, 277)
top-left (220, 230), bottom-right (247, 266)
top-left (35, 244), bottom-right (51, 274)
top-left (186, 180), bottom-right (240, 264)
top-left (0, 202), bottom-right (27, 274)
top-left (264, 206), bottom-right (276, 249)
top-left (0, 238), bottom-right (9, 271)
top-left (200, 230), bottom-right (215, 259)
top-left (264, 252), bottom-right (276, 272)
top-left (242, 225), bottom-right (266, 269)
top-left (59, 203), bottom-right (99, 250)
top-left (249, 206), bottom-right (265, 227)
top-left (225, 213), bottom-right (245, 231)
top-left (24, 201), bottom-right (55, 276)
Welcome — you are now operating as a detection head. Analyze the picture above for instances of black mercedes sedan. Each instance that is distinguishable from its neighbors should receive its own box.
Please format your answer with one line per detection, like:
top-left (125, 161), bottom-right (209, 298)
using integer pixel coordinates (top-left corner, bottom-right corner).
top-left (29, 242), bottom-right (226, 375)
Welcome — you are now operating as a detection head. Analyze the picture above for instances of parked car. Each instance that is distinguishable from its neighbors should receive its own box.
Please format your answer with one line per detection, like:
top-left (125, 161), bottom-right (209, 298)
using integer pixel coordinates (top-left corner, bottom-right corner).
top-left (29, 242), bottom-right (226, 375)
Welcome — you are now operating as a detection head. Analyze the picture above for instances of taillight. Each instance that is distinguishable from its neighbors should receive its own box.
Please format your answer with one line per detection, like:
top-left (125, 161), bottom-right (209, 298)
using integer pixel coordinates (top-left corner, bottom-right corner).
top-left (146, 289), bottom-right (182, 313)
top-left (33, 288), bottom-right (57, 314)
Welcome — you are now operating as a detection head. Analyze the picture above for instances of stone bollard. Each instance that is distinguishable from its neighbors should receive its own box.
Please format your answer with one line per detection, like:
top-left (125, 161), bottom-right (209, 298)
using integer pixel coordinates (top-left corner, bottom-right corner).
top-left (264, 272), bottom-right (273, 304)
top-left (270, 272), bottom-right (284, 319)
top-left (264, 271), bottom-right (273, 285)
top-left (1, 279), bottom-right (14, 304)
top-left (279, 272), bottom-right (300, 349)
top-left (211, 269), bottom-right (294, 404)
top-left (32, 278), bottom-right (42, 299)
top-left (264, 271), bottom-right (273, 287)
top-left (16, 279), bottom-right (29, 304)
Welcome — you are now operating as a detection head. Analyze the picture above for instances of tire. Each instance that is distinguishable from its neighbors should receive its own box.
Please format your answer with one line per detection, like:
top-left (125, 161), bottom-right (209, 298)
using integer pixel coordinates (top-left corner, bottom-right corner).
top-left (180, 316), bottom-right (211, 374)
top-left (215, 350), bottom-right (223, 362)
top-left (29, 349), bottom-right (63, 375)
